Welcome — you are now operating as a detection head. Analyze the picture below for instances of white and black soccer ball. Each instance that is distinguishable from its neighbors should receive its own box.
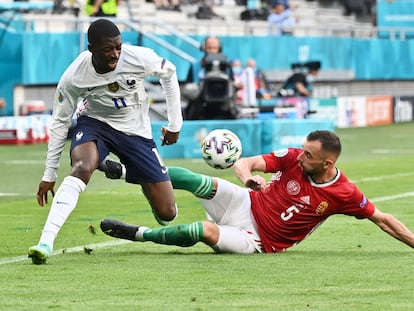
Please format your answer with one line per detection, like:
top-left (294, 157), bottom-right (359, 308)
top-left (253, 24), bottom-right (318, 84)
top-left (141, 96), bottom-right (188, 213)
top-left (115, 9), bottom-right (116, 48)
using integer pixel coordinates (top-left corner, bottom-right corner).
top-left (201, 129), bottom-right (242, 169)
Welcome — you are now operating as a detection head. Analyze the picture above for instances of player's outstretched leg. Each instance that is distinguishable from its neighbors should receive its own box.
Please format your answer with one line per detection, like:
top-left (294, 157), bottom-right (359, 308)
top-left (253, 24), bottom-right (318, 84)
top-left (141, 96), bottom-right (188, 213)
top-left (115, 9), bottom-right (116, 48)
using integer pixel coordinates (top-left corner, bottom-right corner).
top-left (100, 218), bottom-right (204, 247)
top-left (167, 166), bottom-right (215, 199)
top-left (100, 160), bottom-right (215, 199)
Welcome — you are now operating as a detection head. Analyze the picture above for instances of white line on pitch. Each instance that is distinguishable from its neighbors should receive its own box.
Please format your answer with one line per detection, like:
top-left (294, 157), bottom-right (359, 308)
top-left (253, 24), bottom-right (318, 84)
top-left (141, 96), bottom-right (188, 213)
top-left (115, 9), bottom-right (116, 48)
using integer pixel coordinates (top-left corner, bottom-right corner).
top-left (371, 192), bottom-right (414, 203)
top-left (352, 171), bottom-right (414, 183)
top-left (0, 240), bottom-right (132, 265)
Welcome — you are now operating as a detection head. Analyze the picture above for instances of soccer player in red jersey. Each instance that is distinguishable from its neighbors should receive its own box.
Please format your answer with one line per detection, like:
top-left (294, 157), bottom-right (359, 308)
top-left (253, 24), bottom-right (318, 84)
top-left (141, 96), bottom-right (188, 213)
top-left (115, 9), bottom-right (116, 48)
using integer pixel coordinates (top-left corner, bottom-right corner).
top-left (101, 130), bottom-right (414, 253)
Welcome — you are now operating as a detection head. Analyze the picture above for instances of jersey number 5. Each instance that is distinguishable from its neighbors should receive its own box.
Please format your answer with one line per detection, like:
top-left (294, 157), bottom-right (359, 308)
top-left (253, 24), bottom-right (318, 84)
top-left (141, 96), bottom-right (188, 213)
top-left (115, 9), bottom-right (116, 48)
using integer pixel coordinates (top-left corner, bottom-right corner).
top-left (281, 206), bottom-right (300, 221)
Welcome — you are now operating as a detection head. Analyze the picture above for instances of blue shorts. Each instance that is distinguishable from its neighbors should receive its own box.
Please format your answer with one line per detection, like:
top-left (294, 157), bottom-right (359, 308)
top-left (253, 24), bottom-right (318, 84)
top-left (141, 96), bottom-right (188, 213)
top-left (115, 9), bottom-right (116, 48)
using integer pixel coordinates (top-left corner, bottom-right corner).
top-left (70, 116), bottom-right (170, 184)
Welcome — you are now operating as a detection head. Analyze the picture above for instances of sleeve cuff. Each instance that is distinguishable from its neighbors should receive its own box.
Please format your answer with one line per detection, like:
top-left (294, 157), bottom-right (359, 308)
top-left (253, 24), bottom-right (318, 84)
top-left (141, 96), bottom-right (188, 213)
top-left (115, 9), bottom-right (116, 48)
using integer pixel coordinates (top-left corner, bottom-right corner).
top-left (42, 167), bottom-right (58, 182)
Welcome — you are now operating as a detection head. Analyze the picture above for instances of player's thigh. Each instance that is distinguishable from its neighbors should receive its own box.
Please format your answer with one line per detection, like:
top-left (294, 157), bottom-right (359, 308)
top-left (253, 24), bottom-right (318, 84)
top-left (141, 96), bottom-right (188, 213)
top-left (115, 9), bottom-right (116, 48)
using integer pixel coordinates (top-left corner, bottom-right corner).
top-left (71, 141), bottom-right (99, 165)
top-left (214, 225), bottom-right (261, 254)
top-left (141, 180), bottom-right (175, 208)
top-left (201, 178), bottom-right (252, 227)
top-left (116, 135), bottom-right (169, 184)
top-left (70, 116), bottom-right (111, 165)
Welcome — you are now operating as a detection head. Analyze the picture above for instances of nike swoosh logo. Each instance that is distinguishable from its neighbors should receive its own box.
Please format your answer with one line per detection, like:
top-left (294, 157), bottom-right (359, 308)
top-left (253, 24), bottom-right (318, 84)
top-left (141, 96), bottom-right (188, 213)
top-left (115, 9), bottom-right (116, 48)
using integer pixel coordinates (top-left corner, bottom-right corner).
top-left (56, 201), bottom-right (69, 205)
top-left (87, 87), bottom-right (96, 91)
top-left (161, 168), bottom-right (168, 174)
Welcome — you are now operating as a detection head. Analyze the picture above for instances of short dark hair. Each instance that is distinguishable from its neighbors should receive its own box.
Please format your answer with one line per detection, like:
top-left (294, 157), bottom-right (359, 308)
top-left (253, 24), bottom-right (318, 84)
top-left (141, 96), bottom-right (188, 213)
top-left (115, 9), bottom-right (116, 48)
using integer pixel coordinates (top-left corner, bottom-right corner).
top-left (307, 130), bottom-right (341, 156)
top-left (87, 19), bottom-right (120, 44)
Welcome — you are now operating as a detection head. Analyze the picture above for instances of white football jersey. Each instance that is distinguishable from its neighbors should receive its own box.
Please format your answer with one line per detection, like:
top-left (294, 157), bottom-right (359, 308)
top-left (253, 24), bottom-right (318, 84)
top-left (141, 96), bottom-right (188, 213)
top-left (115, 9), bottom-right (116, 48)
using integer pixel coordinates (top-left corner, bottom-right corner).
top-left (43, 44), bottom-right (182, 182)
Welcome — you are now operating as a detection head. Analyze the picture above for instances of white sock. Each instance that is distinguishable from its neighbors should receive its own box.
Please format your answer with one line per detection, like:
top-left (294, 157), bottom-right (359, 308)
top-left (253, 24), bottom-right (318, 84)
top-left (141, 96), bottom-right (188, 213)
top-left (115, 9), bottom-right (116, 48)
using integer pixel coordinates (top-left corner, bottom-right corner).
top-left (135, 226), bottom-right (150, 241)
top-left (38, 176), bottom-right (86, 250)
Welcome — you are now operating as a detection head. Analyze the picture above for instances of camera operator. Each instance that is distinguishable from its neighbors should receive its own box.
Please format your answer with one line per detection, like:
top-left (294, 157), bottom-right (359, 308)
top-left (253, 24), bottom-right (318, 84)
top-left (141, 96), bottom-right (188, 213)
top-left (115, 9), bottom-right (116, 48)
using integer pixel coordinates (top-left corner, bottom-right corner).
top-left (183, 37), bottom-right (238, 120)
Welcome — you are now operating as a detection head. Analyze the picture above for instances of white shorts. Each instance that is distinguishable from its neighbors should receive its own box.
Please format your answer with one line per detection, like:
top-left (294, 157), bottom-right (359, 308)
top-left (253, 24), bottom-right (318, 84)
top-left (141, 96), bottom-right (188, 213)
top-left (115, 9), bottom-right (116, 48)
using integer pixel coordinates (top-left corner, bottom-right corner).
top-left (200, 178), bottom-right (263, 254)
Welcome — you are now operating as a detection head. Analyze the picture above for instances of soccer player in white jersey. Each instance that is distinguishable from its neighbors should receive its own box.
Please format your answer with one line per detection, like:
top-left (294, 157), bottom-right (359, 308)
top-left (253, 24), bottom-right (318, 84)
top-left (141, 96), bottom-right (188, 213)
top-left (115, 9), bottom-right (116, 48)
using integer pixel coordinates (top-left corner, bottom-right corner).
top-left (28, 19), bottom-right (183, 264)
top-left (100, 130), bottom-right (414, 253)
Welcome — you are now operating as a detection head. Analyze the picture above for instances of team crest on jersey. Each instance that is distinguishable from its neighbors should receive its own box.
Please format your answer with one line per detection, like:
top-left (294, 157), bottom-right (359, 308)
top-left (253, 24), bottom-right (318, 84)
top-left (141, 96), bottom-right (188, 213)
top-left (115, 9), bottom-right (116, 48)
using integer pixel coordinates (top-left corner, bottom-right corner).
top-left (75, 131), bottom-right (84, 141)
top-left (286, 180), bottom-right (301, 195)
top-left (107, 82), bottom-right (119, 92)
top-left (273, 149), bottom-right (288, 157)
top-left (316, 201), bottom-right (328, 214)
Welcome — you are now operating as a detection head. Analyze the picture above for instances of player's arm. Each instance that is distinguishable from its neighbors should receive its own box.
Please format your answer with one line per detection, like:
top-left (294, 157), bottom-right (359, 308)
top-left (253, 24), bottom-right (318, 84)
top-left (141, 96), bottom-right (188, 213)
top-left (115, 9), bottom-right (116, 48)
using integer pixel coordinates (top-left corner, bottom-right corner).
top-left (154, 57), bottom-right (182, 145)
top-left (38, 84), bottom-right (78, 206)
top-left (233, 156), bottom-right (267, 191)
top-left (368, 208), bottom-right (414, 248)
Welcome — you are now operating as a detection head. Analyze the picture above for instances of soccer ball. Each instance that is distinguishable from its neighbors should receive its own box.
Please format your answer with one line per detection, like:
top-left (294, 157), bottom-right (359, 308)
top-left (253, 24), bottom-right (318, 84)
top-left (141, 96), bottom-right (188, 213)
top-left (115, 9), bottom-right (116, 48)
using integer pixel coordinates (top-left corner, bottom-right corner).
top-left (201, 129), bottom-right (242, 169)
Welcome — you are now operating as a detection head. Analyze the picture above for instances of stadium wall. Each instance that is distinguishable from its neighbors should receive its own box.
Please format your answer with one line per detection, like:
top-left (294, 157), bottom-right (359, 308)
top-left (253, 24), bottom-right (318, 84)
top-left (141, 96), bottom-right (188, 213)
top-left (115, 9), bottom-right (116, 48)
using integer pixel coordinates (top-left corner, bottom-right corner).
top-left (3, 31), bottom-right (414, 116)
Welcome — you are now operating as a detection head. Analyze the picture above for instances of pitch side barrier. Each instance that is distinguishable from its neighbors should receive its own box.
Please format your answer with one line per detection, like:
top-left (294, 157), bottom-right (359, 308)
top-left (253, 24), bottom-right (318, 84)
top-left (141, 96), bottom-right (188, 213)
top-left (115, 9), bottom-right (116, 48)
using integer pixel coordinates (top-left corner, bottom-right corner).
top-left (149, 94), bottom-right (413, 159)
top-left (150, 119), bottom-right (334, 159)
top-left (1, 95), bottom-right (413, 146)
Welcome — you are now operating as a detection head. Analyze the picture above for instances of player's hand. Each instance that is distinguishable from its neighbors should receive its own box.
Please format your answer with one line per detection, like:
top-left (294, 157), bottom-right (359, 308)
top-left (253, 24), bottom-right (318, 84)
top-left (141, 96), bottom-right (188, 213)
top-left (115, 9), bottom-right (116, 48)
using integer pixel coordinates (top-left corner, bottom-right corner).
top-left (37, 180), bottom-right (56, 207)
top-left (161, 126), bottom-right (180, 146)
top-left (245, 176), bottom-right (266, 191)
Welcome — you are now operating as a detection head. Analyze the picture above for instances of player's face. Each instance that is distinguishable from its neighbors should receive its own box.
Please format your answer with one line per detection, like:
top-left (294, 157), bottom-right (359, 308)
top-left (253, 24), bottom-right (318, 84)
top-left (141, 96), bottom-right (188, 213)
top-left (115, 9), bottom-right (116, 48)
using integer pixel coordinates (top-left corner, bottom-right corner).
top-left (89, 35), bottom-right (122, 74)
top-left (297, 140), bottom-right (328, 178)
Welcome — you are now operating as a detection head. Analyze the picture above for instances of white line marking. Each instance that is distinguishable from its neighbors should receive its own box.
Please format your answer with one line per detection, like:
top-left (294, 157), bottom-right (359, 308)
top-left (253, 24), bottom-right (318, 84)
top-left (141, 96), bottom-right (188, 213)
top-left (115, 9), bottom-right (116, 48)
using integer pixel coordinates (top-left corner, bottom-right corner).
top-left (0, 240), bottom-right (132, 265)
top-left (0, 193), bottom-right (23, 197)
top-left (352, 172), bottom-right (414, 183)
top-left (371, 192), bottom-right (414, 203)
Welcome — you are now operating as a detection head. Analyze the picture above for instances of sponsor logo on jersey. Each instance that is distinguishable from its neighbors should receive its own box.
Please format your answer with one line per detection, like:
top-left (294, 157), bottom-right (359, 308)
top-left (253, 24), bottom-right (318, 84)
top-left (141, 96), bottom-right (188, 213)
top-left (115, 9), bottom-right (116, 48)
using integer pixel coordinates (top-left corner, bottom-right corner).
top-left (316, 201), bottom-right (328, 214)
top-left (108, 82), bottom-right (119, 92)
top-left (359, 195), bottom-right (367, 208)
top-left (58, 91), bottom-right (64, 103)
top-left (286, 180), bottom-right (301, 195)
top-left (273, 149), bottom-right (289, 157)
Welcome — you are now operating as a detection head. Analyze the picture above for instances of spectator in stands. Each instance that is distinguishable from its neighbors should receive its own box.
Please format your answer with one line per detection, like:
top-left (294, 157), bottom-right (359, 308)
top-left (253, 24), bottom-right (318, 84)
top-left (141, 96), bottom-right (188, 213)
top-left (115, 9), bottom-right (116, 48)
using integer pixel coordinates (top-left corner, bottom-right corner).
top-left (154, 0), bottom-right (181, 12)
top-left (267, 1), bottom-right (296, 36)
top-left (278, 61), bottom-right (321, 97)
top-left (245, 58), bottom-right (271, 99)
top-left (84, 0), bottom-right (119, 17)
top-left (0, 98), bottom-right (5, 109)
top-left (231, 59), bottom-right (247, 105)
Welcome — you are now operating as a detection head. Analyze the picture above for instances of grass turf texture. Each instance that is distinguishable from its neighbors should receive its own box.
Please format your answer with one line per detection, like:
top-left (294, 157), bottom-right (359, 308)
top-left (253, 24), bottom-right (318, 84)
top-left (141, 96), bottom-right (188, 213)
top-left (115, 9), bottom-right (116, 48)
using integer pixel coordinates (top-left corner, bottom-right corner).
top-left (0, 123), bottom-right (414, 310)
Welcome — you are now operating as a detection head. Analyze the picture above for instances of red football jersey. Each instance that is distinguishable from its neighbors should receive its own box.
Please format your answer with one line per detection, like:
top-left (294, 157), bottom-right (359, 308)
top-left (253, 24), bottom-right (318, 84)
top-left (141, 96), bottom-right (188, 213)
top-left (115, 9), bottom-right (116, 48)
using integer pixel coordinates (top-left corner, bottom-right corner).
top-left (250, 148), bottom-right (375, 253)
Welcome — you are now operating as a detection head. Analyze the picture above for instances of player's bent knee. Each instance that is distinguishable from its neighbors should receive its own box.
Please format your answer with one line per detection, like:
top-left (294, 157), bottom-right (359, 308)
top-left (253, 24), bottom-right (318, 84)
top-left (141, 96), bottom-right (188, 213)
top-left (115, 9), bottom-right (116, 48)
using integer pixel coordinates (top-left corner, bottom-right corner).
top-left (201, 221), bottom-right (219, 246)
top-left (154, 203), bottom-right (178, 222)
top-left (71, 160), bottom-right (96, 182)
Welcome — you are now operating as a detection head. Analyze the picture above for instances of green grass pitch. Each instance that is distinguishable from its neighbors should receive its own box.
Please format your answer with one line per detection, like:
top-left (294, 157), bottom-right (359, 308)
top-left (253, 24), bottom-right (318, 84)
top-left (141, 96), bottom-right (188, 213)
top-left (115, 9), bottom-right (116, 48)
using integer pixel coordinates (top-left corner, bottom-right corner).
top-left (0, 122), bottom-right (414, 310)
